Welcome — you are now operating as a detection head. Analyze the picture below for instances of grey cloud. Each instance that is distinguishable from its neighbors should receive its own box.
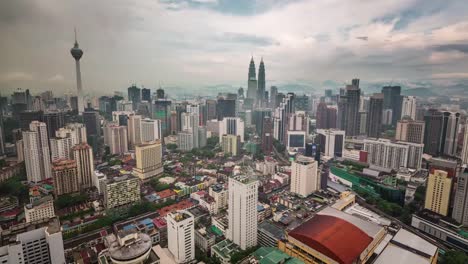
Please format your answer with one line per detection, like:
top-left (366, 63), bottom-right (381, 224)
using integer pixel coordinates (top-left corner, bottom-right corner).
top-left (356, 36), bottom-right (368, 41)
top-left (219, 32), bottom-right (275, 46)
top-left (433, 44), bottom-right (468, 53)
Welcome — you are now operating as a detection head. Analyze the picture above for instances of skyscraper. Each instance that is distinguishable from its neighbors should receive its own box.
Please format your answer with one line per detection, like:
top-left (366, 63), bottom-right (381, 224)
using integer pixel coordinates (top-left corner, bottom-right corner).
top-left (141, 87), bottom-right (151, 101)
top-left (290, 155), bottom-right (319, 197)
top-left (461, 124), bottom-right (468, 164)
top-left (440, 111), bottom-right (460, 156)
top-left (270, 86), bottom-right (278, 108)
top-left (50, 136), bottom-right (73, 161)
top-left (128, 85), bottom-right (141, 111)
top-left (344, 84), bottom-right (360, 136)
top-left (153, 99), bottom-right (172, 136)
top-left (56, 123), bottom-right (87, 145)
top-left (104, 125), bottom-right (128, 155)
top-left (257, 58), bottom-right (266, 106)
top-left (141, 118), bottom-right (162, 143)
top-left (216, 96), bottom-right (236, 121)
top-left (382, 86), bottom-right (402, 125)
top-left (228, 175), bottom-right (258, 250)
top-left (73, 143), bottom-right (94, 190)
top-left (316, 102), bottom-right (337, 129)
top-left (364, 138), bottom-right (423, 170)
top-left (423, 109), bottom-right (443, 156)
top-left (43, 111), bottom-right (65, 139)
top-left (23, 121), bottom-right (52, 182)
top-left (401, 96), bottom-right (417, 120)
top-left (70, 29), bottom-right (85, 114)
top-left (366, 93), bottom-right (383, 138)
top-left (219, 117), bottom-right (244, 143)
top-left (128, 114), bottom-right (142, 149)
top-left (167, 211), bottom-right (195, 264)
top-left (247, 57), bottom-right (257, 101)
top-left (424, 170), bottom-right (452, 216)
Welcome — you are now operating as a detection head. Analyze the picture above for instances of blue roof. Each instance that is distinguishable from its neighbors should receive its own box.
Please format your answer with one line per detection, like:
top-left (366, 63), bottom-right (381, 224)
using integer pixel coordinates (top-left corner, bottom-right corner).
top-left (139, 218), bottom-right (154, 227)
top-left (257, 205), bottom-right (265, 211)
top-left (123, 224), bottom-right (136, 231)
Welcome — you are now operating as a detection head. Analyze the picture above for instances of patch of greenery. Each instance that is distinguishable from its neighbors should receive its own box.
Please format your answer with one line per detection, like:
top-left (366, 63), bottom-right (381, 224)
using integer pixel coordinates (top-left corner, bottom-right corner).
top-left (441, 250), bottom-right (468, 264)
top-left (59, 208), bottom-right (94, 222)
top-left (230, 246), bottom-right (260, 263)
top-left (414, 185), bottom-right (426, 203)
top-left (166, 143), bottom-right (178, 150)
top-left (150, 178), bottom-right (171, 192)
top-left (55, 194), bottom-right (89, 209)
top-left (0, 175), bottom-right (28, 203)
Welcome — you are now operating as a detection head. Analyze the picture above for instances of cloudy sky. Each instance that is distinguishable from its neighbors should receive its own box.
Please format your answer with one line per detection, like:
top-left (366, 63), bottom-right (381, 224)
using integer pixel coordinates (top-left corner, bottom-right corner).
top-left (1, 0), bottom-right (468, 96)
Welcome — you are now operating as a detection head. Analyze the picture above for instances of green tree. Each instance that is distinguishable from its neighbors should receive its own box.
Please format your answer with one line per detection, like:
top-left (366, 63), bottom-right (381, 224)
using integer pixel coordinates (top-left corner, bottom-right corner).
top-left (441, 250), bottom-right (468, 264)
top-left (55, 194), bottom-right (89, 209)
top-left (166, 143), bottom-right (178, 150)
top-left (414, 185), bottom-right (426, 203)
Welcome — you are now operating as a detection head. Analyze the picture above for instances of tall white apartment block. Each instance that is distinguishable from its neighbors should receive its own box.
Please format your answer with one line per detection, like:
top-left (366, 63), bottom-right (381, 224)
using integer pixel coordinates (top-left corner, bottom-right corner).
top-left (167, 211), bottom-right (195, 264)
top-left (401, 96), bottom-right (417, 120)
top-left (290, 155), bottom-right (319, 197)
top-left (141, 118), bottom-right (162, 143)
top-left (228, 175), bottom-right (258, 250)
top-left (0, 219), bottom-right (65, 264)
top-left (177, 131), bottom-right (194, 151)
top-left (50, 136), bottom-right (73, 161)
top-left (364, 138), bottom-right (423, 170)
top-left (219, 117), bottom-right (245, 143)
top-left (23, 121), bottom-right (52, 182)
top-left (104, 125), bottom-right (128, 155)
top-left (56, 123), bottom-right (87, 145)
top-left (73, 143), bottom-right (95, 189)
top-left (128, 114), bottom-right (142, 149)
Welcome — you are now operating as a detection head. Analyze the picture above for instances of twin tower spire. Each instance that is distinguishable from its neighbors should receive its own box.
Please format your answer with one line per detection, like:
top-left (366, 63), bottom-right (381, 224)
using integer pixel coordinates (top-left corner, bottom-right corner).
top-left (247, 57), bottom-right (266, 106)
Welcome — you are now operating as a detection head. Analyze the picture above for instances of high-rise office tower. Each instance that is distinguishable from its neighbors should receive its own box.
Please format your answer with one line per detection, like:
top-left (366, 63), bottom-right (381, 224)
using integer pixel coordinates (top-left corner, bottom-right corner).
top-left (395, 119), bottom-right (425, 144)
top-left (337, 93), bottom-right (347, 130)
top-left (73, 143), bottom-right (94, 190)
top-left (359, 111), bottom-right (367, 135)
top-left (141, 118), bottom-right (162, 143)
top-left (273, 93), bottom-right (295, 143)
top-left (128, 85), bottom-right (141, 111)
top-left (153, 99), bottom-right (172, 136)
top-left (83, 111), bottom-right (101, 138)
top-left (316, 102), bottom-right (337, 129)
top-left (128, 114), bottom-right (142, 149)
top-left (0, 219), bottom-right (65, 264)
top-left (156, 88), bottom-right (165, 99)
top-left (133, 141), bottom-right (163, 182)
top-left (141, 87), bottom-right (151, 101)
top-left (316, 129), bottom-right (345, 158)
top-left (344, 84), bottom-right (361, 136)
top-left (452, 166), bottom-right (468, 225)
top-left (461, 124), bottom-right (468, 164)
top-left (205, 99), bottom-right (217, 120)
top-left (253, 109), bottom-right (272, 136)
top-left (424, 109), bottom-right (443, 156)
top-left (52, 159), bottom-right (79, 196)
top-left (270, 86), bottom-right (278, 108)
top-left (262, 117), bottom-right (273, 154)
top-left (238, 87), bottom-right (245, 99)
top-left (19, 110), bottom-right (44, 130)
top-left (167, 211), bottom-right (195, 264)
top-left (103, 125), bottom-right (128, 155)
top-left (228, 175), bottom-right (258, 250)
top-left (43, 111), bottom-right (65, 139)
top-left (70, 29), bottom-right (85, 114)
top-left (401, 96), bottom-right (417, 120)
top-left (425, 170), bottom-right (452, 216)
top-left (247, 57), bottom-right (257, 101)
top-left (366, 93), bottom-right (384, 138)
top-left (216, 96), bottom-right (236, 121)
top-left (290, 155), bottom-right (319, 197)
top-left (382, 86), bottom-right (403, 125)
top-left (257, 58), bottom-right (266, 106)
top-left (440, 111), bottom-right (460, 156)
top-left (219, 117), bottom-right (244, 143)
top-left (23, 121), bottom-right (52, 182)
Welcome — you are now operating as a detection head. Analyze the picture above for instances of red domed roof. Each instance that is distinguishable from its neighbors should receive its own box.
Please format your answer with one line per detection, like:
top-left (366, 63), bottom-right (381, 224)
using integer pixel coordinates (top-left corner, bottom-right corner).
top-left (288, 214), bottom-right (372, 264)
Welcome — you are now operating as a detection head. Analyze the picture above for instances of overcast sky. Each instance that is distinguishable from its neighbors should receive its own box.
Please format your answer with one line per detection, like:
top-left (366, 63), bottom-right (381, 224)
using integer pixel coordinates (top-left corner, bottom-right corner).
top-left (1, 0), bottom-right (468, 96)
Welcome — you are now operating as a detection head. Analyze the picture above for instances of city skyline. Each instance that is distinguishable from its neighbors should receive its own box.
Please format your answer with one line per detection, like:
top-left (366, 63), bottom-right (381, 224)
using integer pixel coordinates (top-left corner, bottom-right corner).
top-left (1, 0), bottom-right (468, 96)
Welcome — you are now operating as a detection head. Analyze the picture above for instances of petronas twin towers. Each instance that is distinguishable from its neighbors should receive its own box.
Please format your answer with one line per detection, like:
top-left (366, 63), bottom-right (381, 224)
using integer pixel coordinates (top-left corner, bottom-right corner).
top-left (246, 57), bottom-right (266, 107)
